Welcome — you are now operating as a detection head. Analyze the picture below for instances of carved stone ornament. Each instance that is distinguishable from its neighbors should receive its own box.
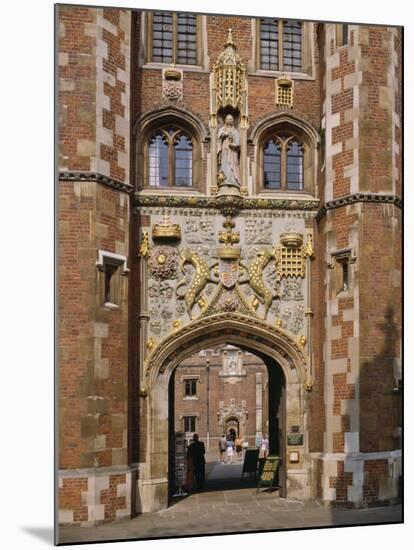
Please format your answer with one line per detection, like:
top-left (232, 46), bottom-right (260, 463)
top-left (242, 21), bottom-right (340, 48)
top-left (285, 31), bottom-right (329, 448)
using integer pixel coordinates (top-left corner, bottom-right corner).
top-left (139, 230), bottom-right (150, 258)
top-left (148, 246), bottom-right (179, 280)
top-left (274, 231), bottom-right (314, 281)
top-left (212, 28), bottom-right (247, 111)
top-left (162, 67), bottom-right (183, 102)
top-left (176, 248), bottom-right (217, 320)
top-left (276, 74), bottom-right (294, 108)
top-left (152, 214), bottom-right (182, 242)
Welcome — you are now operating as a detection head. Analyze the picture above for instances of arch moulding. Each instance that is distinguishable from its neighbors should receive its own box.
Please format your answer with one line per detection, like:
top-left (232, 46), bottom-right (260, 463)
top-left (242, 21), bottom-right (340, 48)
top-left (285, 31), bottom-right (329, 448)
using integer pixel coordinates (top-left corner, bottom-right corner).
top-left (144, 312), bottom-right (309, 389)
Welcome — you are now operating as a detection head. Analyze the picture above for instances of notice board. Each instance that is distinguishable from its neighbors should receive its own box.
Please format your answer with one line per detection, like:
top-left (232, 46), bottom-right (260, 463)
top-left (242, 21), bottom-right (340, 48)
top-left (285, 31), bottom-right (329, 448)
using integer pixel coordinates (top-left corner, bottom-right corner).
top-left (256, 455), bottom-right (279, 492)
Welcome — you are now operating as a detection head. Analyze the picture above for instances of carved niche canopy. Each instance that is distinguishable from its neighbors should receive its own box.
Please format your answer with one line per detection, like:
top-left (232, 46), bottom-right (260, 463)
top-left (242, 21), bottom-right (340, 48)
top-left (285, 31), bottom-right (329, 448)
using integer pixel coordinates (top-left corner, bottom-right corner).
top-left (213, 28), bottom-right (247, 111)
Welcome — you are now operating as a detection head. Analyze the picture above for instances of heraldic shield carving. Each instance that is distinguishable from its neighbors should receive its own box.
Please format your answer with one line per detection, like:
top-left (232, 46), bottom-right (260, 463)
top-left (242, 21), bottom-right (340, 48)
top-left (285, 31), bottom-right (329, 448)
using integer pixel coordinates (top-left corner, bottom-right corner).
top-left (219, 259), bottom-right (239, 289)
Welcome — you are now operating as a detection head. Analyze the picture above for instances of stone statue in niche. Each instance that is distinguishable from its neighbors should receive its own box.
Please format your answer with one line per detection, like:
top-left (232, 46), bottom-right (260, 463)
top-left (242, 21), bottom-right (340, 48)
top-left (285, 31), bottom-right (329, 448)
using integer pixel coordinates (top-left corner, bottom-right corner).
top-left (217, 114), bottom-right (241, 187)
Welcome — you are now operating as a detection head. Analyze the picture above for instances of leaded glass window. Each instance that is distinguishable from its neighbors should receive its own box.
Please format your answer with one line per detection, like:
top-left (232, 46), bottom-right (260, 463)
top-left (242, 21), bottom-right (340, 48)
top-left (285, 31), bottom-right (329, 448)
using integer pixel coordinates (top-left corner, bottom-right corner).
top-left (151, 12), bottom-right (198, 65)
top-left (174, 134), bottom-right (193, 186)
top-left (177, 14), bottom-right (197, 65)
top-left (263, 139), bottom-right (281, 189)
top-left (260, 18), bottom-right (279, 71)
top-left (147, 128), bottom-right (194, 187)
top-left (152, 13), bottom-right (173, 63)
top-left (262, 135), bottom-right (304, 191)
top-left (148, 134), bottom-right (169, 187)
top-left (259, 19), bottom-right (303, 72)
top-left (286, 139), bottom-right (304, 190)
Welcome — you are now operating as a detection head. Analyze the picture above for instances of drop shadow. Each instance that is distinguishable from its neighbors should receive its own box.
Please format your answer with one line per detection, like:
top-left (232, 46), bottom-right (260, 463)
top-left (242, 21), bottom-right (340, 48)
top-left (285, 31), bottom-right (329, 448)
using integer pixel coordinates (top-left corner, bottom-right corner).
top-left (20, 526), bottom-right (54, 545)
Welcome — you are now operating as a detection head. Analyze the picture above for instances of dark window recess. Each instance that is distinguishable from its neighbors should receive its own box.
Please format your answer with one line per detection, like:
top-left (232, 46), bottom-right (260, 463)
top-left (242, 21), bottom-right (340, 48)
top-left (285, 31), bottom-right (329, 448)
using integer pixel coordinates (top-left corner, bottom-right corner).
top-left (342, 24), bottom-right (349, 45)
top-left (104, 263), bottom-right (118, 304)
top-left (184, 379), bottom-right (197, 397)
top-left (184, 416), bottom-right (196, 432)
top-left (341, 261), bottom-right (349, 291)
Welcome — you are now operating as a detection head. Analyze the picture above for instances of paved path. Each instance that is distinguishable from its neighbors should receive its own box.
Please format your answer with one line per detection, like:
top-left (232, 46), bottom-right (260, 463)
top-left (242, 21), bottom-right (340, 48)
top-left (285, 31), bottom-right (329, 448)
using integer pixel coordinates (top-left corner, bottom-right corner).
top-left (59, 461), bottom-right (402, 544)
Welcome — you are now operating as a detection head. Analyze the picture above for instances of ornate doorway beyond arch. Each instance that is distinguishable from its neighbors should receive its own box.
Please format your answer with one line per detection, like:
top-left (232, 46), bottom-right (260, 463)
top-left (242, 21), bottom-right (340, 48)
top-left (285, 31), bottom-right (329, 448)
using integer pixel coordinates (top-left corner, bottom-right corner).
top-left (225, 417), bottom-right (239, 439)
top-left (137, 313), bottom-right (310, 513)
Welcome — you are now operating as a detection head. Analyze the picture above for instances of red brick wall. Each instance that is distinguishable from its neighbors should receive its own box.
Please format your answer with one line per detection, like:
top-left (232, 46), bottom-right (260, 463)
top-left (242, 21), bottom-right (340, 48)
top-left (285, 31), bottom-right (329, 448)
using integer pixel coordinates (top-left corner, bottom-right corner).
top-left (58, 6), bottom-right (96, 171)
top-left (133, 14), bottom-right (320, 140)
top-left (359, 204), bottom-right (401, 452)
top-left (363, 459), bottom-right (388, 502)
top-left (174, 353), bottom-right (268, 445)
top-left (59, 478), bottom-right (88, 525)
top-left (329, 461), bottom-right (353, 502)
top-left (59, 181), bottom-right (130, 470)
top-left (359, 27), bottom-right (393, 193)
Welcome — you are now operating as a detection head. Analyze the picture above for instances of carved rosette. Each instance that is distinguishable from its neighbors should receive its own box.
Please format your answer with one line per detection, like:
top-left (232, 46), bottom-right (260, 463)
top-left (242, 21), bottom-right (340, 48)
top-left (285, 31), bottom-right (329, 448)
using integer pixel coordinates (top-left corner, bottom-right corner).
top-left (148, 246), bottom-right (179, 280)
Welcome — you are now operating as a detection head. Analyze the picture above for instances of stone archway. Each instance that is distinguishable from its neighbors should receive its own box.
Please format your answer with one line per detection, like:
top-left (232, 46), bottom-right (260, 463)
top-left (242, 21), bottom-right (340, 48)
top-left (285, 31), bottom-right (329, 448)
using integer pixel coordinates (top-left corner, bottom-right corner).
top-left (138, 312), bottom-right (310, 513)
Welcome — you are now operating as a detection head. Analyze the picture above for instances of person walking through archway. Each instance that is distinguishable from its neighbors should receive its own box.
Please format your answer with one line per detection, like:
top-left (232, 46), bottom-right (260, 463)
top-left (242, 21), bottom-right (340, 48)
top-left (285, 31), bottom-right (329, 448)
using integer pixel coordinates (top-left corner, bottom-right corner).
top-left (226, 436), bottom-right (235, 464)
top-left (187, 434), bottom-right (206, 491)
top-left (235, 435), bottom-right (242, 460)
top-left (219, 434), bottom-right (227, 463)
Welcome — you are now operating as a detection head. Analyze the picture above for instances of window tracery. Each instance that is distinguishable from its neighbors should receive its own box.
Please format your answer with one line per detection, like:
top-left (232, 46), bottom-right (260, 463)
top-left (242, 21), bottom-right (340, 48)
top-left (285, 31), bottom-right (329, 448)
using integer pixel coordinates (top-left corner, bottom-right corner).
top-left (146, 127), bottom-right (194, 188)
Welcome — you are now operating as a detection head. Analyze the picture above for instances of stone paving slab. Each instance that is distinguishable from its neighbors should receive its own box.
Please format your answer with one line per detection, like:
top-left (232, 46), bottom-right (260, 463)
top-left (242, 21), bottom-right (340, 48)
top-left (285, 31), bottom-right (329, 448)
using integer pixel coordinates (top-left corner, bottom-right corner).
top-left (59, 500), bottom-right (402, 544)
top-left (58, 461), bottom-right (402, 544)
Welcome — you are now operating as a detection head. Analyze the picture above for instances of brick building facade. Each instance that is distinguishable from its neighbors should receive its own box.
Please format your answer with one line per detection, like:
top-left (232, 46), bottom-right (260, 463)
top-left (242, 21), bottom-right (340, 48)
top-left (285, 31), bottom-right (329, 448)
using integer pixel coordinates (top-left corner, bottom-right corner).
top-left (174, 346), bottom-right (269, 449)
top-left (57, 5), bottom-right (402, 527)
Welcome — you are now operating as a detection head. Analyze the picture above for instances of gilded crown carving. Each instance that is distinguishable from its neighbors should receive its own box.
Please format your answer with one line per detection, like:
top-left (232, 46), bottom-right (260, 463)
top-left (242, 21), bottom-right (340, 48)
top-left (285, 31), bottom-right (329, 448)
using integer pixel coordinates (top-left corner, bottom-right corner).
top-left (152, 214), bottom-right (182, 241)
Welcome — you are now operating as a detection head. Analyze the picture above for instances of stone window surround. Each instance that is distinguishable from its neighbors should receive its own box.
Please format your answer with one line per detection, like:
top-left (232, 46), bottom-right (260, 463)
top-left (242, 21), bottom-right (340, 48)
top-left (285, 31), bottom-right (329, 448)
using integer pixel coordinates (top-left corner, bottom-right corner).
top-left (181, 374), bottom-right (200, 400)
top-left (139, 12), bottom-right (209, 72)
top-left (328, 248), bottom-right (357, 295)
top-left (96, 250), bottom-right (129, 308)
top-left (335, 23), bottom-right (350, 49)
top-left (135, 107), bottom-right (206, 193)
top-left (251, 114), bottom-right (319, 196)
top-left (250, 20), bottom-right (315, 80)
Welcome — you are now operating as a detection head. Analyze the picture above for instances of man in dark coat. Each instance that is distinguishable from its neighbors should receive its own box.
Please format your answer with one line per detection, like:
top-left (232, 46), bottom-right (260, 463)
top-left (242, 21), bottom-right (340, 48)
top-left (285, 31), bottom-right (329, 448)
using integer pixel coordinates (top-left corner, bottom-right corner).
top-left (187, 434), bottom-right (206, 491)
